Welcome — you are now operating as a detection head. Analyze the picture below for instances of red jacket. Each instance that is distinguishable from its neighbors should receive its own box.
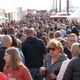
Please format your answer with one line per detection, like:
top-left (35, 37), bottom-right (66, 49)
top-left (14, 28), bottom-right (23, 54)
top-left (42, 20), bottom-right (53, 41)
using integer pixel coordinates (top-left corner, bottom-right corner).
top-left (3, 64), bottom-right (32, 80)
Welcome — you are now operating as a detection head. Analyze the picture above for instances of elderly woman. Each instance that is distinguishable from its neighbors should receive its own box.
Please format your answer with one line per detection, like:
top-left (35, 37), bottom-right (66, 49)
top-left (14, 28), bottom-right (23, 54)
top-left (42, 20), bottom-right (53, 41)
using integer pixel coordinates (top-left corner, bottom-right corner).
top-left (62, 42), bottom-right (80, 80)
top-left (40, 39), bottom-right (67, 80)
top-left (57, 42), bottom-right (80, 80)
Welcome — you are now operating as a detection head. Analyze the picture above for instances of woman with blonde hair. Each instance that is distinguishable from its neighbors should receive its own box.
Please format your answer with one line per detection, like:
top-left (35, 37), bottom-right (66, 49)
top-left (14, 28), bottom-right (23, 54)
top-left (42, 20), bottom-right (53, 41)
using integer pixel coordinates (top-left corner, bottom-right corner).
top-left (39, 39), bottom-right (67, 80)
top-left (3, 47), bottom-right (32, 80)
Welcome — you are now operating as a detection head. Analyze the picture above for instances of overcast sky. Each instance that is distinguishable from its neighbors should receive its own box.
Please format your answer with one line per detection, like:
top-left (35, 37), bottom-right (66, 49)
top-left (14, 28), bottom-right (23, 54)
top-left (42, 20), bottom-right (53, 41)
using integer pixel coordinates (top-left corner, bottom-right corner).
top-left (0, 0), bottom-right (80, 12)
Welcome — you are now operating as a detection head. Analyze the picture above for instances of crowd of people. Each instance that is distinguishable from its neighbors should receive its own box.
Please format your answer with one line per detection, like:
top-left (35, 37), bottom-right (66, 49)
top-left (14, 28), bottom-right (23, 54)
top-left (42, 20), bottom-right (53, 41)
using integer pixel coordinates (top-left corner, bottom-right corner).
top-left (0, 14), bottom-right (80, 80)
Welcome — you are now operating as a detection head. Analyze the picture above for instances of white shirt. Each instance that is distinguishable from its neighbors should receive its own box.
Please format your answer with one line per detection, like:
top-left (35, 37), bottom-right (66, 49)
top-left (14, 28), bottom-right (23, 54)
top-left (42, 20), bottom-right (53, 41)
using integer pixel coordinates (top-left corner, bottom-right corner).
top-left (57, 59), bottom-right (70, 80)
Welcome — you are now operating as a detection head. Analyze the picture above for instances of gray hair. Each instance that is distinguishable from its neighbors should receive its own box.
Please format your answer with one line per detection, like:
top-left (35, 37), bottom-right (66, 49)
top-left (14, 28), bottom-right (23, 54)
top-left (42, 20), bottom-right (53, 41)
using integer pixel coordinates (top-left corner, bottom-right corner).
top-left (71, 42), bottom-right (80, 57)
top-left (24, 27), bottom-right (35, 37)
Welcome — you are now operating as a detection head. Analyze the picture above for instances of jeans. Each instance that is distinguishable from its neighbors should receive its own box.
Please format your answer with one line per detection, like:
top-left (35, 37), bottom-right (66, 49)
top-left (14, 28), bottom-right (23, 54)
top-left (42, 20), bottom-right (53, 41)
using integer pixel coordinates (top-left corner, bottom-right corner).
top-left (29, 68), bottom-right (43, 80)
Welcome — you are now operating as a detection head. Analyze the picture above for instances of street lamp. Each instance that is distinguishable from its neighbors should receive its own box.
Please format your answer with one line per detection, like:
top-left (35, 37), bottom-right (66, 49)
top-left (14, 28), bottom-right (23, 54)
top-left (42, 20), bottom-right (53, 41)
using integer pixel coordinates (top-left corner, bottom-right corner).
top-left (66, 0), bottom-right (69, 15)
top-left (59, 0), bottom-right (61, 12)
top-left (56, 0), bottom-right (58, 13)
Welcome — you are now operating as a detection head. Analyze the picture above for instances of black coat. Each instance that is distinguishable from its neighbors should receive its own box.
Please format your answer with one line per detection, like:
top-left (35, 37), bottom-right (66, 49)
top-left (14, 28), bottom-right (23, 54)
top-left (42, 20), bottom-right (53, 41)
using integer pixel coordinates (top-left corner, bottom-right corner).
top-left (22, 37), bottom-right (47, 68)
top-left (0, 47), bottom-right (6, 71)
top-left (63, 57), bottom-right (80, 80)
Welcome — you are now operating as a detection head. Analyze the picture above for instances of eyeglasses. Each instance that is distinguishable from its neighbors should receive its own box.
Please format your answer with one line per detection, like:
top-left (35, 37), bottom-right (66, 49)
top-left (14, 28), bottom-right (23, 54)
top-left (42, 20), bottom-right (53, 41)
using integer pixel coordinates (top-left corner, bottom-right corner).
top-left (48, 48), bottom-right (56, 52)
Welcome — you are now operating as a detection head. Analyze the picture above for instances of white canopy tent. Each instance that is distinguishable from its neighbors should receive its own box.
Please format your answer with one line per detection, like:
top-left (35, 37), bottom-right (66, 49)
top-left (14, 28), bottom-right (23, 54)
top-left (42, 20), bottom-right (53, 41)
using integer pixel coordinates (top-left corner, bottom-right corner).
top-left (0, 16), bottom-right (8, 24)
top-left (68, 8), bottom-right (80, 19)
top-left (0, 16), bottom-right (8, 20)
top-left (50, 12), bottom-right (68, 19)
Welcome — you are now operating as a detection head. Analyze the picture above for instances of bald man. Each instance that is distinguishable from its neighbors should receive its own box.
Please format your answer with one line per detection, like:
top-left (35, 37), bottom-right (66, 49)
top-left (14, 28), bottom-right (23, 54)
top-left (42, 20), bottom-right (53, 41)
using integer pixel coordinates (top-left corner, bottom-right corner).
top-left (0, 35), bottom-right (12, 71)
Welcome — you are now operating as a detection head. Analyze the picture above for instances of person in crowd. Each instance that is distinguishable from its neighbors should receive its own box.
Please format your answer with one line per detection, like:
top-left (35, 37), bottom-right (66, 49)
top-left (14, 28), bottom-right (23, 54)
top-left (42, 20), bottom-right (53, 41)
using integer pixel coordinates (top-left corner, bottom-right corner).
top-left (62, 42), bottom-right (80, 80)
top-left (71, 26), bottom-right (79, 40)
top-left (0, 27), bottom-right (2, 34)
top-left (41, 36), bottom-right (49, 46)
top-left (10, 35), bottom-right (25, 64)
top-left (57, 42), bottom-right (80, 80)
top-left (3, 47), bottom-right (32, 80)
top-left (16, 33), bottom-right (27, 43)
top-left (0, 72), bottom-right (7, 80)
top-left (0, 35), bottom-right (4, 48)
top-left (64, 33), bottom-right (78, 59)
top-left (39, 39), bottom-right (67, 80)
top-left (36, 31), bottom-right (42, 38)
top-left (7, 27), bottom-right (14, 35)
top-left (0, 35), bottom-right (25, 72)
top-left (2, 28), bottom-right (8, 35)
top-left (21, 27), bottom-right (46, 80)
top-left (54, 31), bottom-right (61, 39)
top-left (56, 37), bottom-right (67, 48)
top-left (5, 23), bottom-right (12, 28)
top-left (59, 27), bottom-right (66, 38)
top-left (48, 31), bottom-right (54, 39)
top-left (0, 35), bottom-right (12, 71)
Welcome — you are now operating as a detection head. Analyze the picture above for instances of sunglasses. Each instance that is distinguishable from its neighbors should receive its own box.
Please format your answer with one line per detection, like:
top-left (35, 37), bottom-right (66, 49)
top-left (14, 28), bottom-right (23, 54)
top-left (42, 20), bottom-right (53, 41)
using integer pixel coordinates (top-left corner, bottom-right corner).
top-left (47, 48), bottom-right (56, 52)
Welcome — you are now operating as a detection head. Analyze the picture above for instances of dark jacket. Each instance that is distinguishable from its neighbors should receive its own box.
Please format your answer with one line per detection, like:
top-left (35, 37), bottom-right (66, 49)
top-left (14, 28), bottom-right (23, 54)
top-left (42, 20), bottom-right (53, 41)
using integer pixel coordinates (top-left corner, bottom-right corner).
top-left (63, 57), bottom-right (80, 80)
top-left (64, 47), bottom-right (72, 59)
top-left (0, 47), bottom-right (6, 71)
top-left (22, 37), bottom-right (46, 68)
top-left (71, 27), bottom-right (79, 36)
top-left (44, 53), bottom-right (67, 80)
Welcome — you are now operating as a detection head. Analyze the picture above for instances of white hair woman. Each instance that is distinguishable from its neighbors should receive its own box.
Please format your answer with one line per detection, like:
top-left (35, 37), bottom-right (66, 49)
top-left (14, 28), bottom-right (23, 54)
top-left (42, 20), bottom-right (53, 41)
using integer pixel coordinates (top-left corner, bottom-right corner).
top-left (57, 42), bottom-right (80, 80)
top-left (62, 42), bottom-right (80, 80)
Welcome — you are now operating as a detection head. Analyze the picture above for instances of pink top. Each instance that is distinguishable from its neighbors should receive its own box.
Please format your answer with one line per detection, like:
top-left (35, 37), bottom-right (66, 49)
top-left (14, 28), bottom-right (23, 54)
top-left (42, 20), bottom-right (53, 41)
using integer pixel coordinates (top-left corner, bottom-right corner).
top-left (3, 64), bottom-right (32, 80)
top-left (0, 72), bottom-right (7, 80)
